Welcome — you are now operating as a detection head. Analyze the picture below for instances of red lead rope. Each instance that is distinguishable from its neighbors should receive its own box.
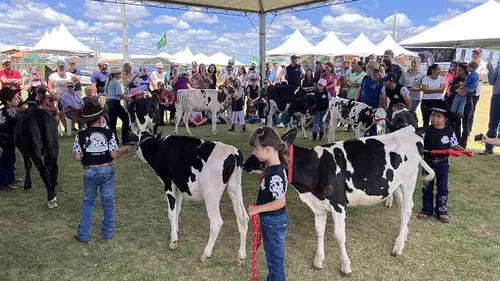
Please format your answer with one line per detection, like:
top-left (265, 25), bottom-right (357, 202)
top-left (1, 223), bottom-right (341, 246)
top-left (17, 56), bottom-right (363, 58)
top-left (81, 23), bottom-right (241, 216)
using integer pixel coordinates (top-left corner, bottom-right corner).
top-left (425, 149), bottom-right (473, 157)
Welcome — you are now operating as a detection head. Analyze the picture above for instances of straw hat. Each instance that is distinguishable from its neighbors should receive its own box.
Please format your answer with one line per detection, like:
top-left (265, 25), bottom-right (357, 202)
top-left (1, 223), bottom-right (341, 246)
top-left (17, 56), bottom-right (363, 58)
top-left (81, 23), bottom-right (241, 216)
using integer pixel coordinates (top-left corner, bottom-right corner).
top-left (109, 66), bottom-right (122, 75)
top-left (366, 61), bottom-right (385, 77)
top-left (75, 98), bottom-right (109, 123)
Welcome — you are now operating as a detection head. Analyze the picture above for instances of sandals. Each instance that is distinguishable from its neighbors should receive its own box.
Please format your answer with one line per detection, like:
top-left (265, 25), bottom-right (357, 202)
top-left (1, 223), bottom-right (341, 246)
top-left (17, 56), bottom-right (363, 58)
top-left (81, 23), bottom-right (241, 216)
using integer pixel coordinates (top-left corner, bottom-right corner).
top-left (438, 215), bottom-right (450, 223)
top-left (417, 213), bottom-right (429, 220)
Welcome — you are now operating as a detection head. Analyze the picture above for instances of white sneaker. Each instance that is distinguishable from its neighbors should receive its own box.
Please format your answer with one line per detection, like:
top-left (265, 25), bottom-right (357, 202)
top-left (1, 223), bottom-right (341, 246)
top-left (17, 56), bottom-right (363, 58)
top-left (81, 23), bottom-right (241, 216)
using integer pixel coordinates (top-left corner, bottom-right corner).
top-left (276, 123), bottom-right (285, 128)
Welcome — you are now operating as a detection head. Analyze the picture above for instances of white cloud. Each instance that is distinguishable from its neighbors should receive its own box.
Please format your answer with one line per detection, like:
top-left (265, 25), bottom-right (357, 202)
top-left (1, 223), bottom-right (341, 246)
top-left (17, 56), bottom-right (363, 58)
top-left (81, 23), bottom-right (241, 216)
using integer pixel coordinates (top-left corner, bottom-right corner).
top-left (55, 2), bottom-right (67, 9)
top-left (449, 0), bottom-right (486, 3)
top-left (0, 2), bottom-right (8, 10)
top-left (155, 15), bottom-right (177, 25)
top-left (175, 20), bottom-right (190, 30)
top-left (429, 8), bottom-right (462, 23)
top-left (83, 0), bottom-right (150, 23)
top-left (182, 10), bottom-right (219, 24)
top-left (330, 4), bottom-right (358, 15)
top-left (383, 13), bottom-right (412, 28)
top-left (135, 31), bottom-right (151, 39)
top-left (215, 37), bottom-right (233, 45)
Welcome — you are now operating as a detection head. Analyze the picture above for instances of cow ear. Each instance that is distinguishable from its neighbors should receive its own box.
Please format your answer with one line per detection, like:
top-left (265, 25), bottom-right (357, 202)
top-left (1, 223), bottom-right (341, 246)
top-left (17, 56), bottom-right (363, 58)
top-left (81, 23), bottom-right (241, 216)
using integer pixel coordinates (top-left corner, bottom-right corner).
top-left (415, 127), bottom-right (426, 137)
top-left (281, 128), bottom-right (297, 146)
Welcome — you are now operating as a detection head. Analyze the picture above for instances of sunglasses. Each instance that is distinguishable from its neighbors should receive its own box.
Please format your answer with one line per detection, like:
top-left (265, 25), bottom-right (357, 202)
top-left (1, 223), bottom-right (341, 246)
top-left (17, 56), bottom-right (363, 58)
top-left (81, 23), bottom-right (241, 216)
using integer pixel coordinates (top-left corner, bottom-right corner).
top-left (67, 85), bottom-right (74, 88)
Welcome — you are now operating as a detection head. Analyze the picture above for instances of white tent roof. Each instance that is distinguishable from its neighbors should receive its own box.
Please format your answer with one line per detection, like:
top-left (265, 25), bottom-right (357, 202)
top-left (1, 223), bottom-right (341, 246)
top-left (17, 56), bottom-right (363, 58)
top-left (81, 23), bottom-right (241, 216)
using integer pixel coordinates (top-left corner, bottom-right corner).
top-left (30, 23), bottom-right (95, 54)
top-left (170, 46), bottom-right (196, 64)
top-left (341, 33), bottom-right (377, 57)
top-left (400, 0), bottom-right (500, 48)
top-left (267, 29), bottom-right (315, 57)
top-left (193, 52), bottom-right (210, 64)
top-left (156, 52), bottom-right (173, 59)
top-left (311, 32), bottom-right (347, 56)
top-left (375, 35), bottom-right (417, 56)
top-left (100, 52), bottom-right (156, 60)
top-left (208, 52), bottom-right (243, 66)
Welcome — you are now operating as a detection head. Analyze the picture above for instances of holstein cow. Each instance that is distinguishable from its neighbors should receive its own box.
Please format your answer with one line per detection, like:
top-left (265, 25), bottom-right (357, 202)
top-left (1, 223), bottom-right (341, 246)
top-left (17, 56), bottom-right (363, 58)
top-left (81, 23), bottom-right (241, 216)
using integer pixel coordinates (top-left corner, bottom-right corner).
top-left (174, 86), bottom-right (234, 136)
top-left (243, 127), bottom-right (435, 276)
top-left (323, 97), bottom-right (387, 142)
top-left (129, 106), bottom-right (249, 264)
top-left (265, 84), bottom-right (308, 138)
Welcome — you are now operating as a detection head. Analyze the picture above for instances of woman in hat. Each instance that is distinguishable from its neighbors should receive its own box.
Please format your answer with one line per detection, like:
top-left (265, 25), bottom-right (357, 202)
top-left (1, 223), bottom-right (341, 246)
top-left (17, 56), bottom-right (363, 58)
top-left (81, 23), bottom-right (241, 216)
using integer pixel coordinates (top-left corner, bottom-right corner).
top-left (73, 98), bottom-right (133, 242)
top-left (312, 78), bottom-right (330, 141)
top-left (356, 60), bottom-right (385, 136)
top-left (150, 62), bottom-right (166, 90)
top-left (104, 66), bottom-right (133, 145)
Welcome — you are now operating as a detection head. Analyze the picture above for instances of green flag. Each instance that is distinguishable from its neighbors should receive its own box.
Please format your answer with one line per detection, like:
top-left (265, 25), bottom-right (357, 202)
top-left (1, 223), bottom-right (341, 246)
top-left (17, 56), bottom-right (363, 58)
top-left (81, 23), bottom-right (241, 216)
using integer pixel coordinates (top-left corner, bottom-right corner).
top-left (156, 33), bottom-right (167, 50)
top-left (250, 55), bottom-right (259, 67)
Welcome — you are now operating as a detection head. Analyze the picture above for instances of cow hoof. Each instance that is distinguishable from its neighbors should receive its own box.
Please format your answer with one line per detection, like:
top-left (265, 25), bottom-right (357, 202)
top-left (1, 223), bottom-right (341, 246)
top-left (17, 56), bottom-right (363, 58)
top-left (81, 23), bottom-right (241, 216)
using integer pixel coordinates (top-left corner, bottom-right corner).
top-left (169, 241), bottom-right (178, 250)
top-left (237, 258), bottom-right (246, 266)
top-left (47, 199), bottom-right (57, 209)
top-left (312, 263), bottom-right (323, 270)
top-left (385, 202), bottom-right (393, 208)
top-left (341, 271), bottom-right (352, 277)
top-left (200, 255), bottom-right (211, 263)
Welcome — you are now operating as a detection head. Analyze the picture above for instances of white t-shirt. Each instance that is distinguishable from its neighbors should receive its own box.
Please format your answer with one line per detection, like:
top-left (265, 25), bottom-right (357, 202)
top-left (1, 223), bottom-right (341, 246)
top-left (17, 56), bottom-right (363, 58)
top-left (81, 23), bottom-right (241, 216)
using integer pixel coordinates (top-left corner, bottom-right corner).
top-left (422, 75), bottom-right (446, 100)
top-left (49, 72), bottom-right (75, 99)
top-left (151, 71), bottom-right (166, 87)
top-left (474, 60), bottom-right (488, 96)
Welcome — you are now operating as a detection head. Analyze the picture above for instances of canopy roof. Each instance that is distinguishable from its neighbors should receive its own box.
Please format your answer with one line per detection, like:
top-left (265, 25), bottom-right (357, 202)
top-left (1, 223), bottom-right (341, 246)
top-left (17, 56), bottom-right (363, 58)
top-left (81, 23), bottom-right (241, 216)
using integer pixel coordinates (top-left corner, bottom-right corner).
top-left (400, 0), bottom-right (500, 48)
top-left (30, 23), bottom-right (95, 54)
top-left (170, 46), bottom-right (195, 64)
top-left (341, 33), bottom-right (377, 57)
top-left (267, 29), bottom-right (315, 57)
top-left (194, 52), bottom-right (210, 64)
top-left (375, 35), bottom-right (417, 56)
top-left (208, 52), bottom-right (243, 66)
top-left (311, 31), bottom-right (347, 56)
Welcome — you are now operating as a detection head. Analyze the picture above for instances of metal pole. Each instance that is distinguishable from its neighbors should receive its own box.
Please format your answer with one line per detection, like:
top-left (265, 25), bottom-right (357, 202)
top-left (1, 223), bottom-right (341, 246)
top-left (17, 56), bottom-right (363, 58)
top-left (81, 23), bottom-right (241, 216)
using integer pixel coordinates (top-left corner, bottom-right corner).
top-left (259, 12), bottom-right (266, 87)
top-left (121, 0), bottom-right (130, 62)
top-left (392, 10), bottom-right (397, 41)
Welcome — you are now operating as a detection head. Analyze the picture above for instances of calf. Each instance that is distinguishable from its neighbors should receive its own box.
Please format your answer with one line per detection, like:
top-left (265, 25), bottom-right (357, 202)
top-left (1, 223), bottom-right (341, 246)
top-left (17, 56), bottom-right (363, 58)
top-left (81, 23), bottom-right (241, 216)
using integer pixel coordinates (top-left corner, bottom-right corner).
top-left (128, 95), bottom-right (160, 137)
top-left (243, 127), bottom-right (435, 276)
top-left (265, 85), bottom-right (308, 138)
top-left (323, 98), bottom-right (387, 142)
top-left (174, 86), bottom-right (234, 136)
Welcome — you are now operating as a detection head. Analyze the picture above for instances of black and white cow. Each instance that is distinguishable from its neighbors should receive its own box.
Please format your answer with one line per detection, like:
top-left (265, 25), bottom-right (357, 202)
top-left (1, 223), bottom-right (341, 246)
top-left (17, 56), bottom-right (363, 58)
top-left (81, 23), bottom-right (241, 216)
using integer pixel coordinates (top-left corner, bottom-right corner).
top-left (243, 127), bottom-right (435, 276)
top-left (129, 105), bottom-right (249, 264)
top-left (174, 86), bottom-right (234, 136)
top-left (265, 84), bottom-right (308, 138)
top-left (128, 96), bottom-right (160, 137)
top-left (323, 98), bottom-right (387, 142)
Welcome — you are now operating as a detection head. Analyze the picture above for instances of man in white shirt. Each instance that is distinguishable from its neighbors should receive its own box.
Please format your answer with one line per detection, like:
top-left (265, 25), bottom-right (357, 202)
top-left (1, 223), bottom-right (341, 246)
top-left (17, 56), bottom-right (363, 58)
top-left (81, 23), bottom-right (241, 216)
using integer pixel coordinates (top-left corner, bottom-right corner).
top-left (469, 47), bottom-right (488, 134)
top-left (150, 62), bottom-right (166, 90)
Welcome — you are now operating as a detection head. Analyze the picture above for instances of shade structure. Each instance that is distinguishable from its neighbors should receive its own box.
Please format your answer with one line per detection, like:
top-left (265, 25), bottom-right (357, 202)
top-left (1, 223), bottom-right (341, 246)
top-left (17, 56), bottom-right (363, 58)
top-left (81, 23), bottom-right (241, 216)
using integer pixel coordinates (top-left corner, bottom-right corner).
top-left (340, 33), bottom-right (377, 57)
top-left (193, 52), bottom-right (210, 64)
top-left (400, 0), bottom-right (500, 48)
top-left (310, 31), bottom-right (347, 56)
top-left (30, 23), bottom-right (95, 54)
top-left (375, 35), bottom-right (417, 56)
top-left (157, 52), bottom-right (173, 59)
top-left (208, 52), bottom-right (243, 66)
top-left (170, 46), bottom-right (196, 64)
top-left (267, 29), bottom-right (315, 57)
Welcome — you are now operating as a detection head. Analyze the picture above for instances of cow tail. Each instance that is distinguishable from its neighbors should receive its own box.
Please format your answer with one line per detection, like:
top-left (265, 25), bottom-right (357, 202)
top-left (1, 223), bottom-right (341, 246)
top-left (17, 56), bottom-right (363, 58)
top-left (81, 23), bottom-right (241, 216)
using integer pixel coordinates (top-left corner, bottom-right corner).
top-left (420, 158), bottom-right (435, 183)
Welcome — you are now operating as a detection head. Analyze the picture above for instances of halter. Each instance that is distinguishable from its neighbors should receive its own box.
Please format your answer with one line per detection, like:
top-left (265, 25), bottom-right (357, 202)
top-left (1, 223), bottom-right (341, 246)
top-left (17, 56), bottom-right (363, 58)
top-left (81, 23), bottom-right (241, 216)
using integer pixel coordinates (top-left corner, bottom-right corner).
top-left (136, 133), bottom-right (153, 149)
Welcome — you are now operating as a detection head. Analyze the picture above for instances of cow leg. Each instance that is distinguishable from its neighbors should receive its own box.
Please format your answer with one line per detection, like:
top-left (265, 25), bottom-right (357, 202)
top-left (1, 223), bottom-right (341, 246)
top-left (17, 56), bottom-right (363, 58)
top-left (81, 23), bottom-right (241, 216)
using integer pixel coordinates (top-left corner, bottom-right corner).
top-left (201, 194), bottom-right (223, 262)
top-left (332, 207), bottom-right (352, 276)
top-left (174, 105), bottom-right (183, 135)
top-left (183, 111), bottom-right (193, 136)
top-left (31, 156), bottom-right (56, 207)
top-left (313, 213), bottom-right (327, 269)
top-left (175, 190), bottom-right (183, 233)
top-left (22, 155), bottom-right (33, 190)
top-left (328, 116), bottom-right (338, 143)
top-left (301, 114), bottom-right (307, 139)
top-left (385, 186), bottom-right (403, 208)
top-left (225, 169), bottom-right (249, 265)
top-left (164, 183), bottom-right (179, 250)
top-left (211, 109), bottom-right (217, 135)
top-left (45, 154), bottom-right (59, 193)
top-left (392, 176), bottom-right (417, 256)
top-left (267, 100), bottom-right (277, 127)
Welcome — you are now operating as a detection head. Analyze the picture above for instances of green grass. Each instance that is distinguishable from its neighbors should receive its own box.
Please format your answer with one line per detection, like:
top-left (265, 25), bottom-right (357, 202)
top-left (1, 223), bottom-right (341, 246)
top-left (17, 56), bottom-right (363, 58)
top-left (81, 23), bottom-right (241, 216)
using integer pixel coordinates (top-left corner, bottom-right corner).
top-left (1, 87), bottom-right (499, 281)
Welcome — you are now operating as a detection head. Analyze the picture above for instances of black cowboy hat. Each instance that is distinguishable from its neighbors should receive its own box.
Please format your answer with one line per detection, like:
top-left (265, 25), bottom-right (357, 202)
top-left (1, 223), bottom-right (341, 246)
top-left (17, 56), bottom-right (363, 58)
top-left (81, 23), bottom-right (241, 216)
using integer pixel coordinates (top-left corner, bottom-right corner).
top-left (0, 87), bottom-right (22, 106)
top-left (75, 98), bottom-right (108, 123)
top-left (430, 100), bottom-right (451, 118)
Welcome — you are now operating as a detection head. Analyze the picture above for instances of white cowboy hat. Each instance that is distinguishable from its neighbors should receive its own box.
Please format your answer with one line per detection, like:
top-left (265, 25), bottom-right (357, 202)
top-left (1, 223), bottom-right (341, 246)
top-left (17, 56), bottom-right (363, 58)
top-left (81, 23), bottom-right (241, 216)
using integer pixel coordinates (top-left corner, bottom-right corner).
top-left (156, 62), bottom-right (164, 68)
top-left (109, 66), bottom-right (122, 75)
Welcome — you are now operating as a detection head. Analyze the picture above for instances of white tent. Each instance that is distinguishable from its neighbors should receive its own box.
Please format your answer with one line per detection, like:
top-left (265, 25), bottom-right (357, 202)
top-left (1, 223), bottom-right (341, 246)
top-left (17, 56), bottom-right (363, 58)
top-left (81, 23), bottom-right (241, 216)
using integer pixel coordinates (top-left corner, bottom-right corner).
top-left (400, 0), bottom-right (500, 48)
top-left (311, 32), bottom-right (347, 56)
top-left (375, 35), bottom-right (417, 56)
top-left (170, 46), bottom-right (196, 64)
top-left (341, 33), bottom-right (377, 57)
top-left (156, 52), bottom-right (173, 59)
top-left (30, 23), bottom-right (95, 54)
top-left (267, 29), bottom-right (315, 57)
top-left (194, 52), bottom-right (210, 64)
top-left (208, 52), bottom-right (244, 66)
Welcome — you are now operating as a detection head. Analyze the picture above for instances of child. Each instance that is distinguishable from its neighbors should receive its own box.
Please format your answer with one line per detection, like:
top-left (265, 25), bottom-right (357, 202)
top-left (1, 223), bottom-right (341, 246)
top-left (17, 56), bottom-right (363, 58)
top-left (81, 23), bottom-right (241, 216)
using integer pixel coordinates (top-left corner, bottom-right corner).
top-left (453, 62), bottom-right (479, 117)
top-left (228, 79), bottom-right (247, 132)
top-left (36, 87), bottom-right (58, 118)
top-left (417, 101), bottom-right (469, 223)
top-left (313, 78), bottom-right (330, 141)
top-left (82, 87), bottom-right (97, 104)
top-left (248, 126), bottom-right (289, 281)
top-left (73, 99), bottom-right (133, 242)
top-left (245, 99), bottom-right (260, 124)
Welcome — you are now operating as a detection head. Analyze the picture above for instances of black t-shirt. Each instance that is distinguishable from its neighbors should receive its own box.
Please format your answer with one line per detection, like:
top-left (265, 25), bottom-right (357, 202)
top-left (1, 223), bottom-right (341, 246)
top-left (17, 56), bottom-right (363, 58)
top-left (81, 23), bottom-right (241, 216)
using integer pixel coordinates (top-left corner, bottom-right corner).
top-left (257, 164), bottom-right (288, 216)
top-left (390, 64), bottom-right (403, 82)
top-left (314, 90), bottom-right (330, 112)
top-left (424, 126), bottom-right (458, 163)
top-left (286, 64), bottom-right (302, 87)
top-left (246, 85), bottom-right (260, 100)
top-left (209, 73), bottom-right (217, 89)
top-left (73, 127), bottom-right (118, 166)
top-left (384, 83), bottom-right (409, 109)
top-left (450, 76), bottom-right (466, 97)
top-left (302, 78), bottom-right (315, 89)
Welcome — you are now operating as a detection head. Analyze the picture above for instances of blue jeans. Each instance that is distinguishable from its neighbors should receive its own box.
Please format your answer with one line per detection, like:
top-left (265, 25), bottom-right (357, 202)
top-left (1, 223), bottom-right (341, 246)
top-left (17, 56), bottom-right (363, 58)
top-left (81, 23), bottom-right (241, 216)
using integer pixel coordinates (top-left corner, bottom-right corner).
top-left (246, 116), bottom-right (261, 123)
top-left (313, 111), bottom-right (326, 133)
top-left (486, 96), bottom-right (500, 152)
top-left (261, 212), bottom-right (288, 281)
top-left (77, 165), bottom-right (116, 241)
top-left (451, 95), bottom-right (467, 114)
top-left (421, 162), bottom-right (449, 216)
top-left (279, 112), bottom-right (290, 125)
top-left (468, 95), bottom-right (480, 133)
top-left (0, 142), bottom-right (16, 186)
top-left (410, 99), bottom-right (420, 112)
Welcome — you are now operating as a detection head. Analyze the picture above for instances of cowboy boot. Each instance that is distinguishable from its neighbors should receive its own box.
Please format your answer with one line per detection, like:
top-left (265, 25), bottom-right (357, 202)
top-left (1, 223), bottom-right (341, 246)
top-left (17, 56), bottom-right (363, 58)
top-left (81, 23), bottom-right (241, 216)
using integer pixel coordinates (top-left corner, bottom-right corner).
top-left (228, 124), bottom-right (235, 132)
top-left (312, 132), bottom-right (317, 141)
top-left (242, 124), bottom-right (247, 133)
top-left (319, 132), bottom-right (324, 141)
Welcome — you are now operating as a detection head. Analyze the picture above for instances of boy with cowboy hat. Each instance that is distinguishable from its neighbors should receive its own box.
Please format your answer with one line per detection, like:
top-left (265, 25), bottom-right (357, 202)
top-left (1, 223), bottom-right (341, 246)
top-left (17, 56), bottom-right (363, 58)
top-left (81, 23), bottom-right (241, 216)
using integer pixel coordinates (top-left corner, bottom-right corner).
top-left (72, 98), bottom-right (133, 242)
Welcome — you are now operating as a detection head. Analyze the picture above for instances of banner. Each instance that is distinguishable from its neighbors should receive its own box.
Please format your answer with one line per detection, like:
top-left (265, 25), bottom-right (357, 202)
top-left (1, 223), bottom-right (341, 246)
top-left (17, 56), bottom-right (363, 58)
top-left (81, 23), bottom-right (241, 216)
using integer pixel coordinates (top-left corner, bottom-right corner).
top-left (156, 33), bottom-right (167, 50)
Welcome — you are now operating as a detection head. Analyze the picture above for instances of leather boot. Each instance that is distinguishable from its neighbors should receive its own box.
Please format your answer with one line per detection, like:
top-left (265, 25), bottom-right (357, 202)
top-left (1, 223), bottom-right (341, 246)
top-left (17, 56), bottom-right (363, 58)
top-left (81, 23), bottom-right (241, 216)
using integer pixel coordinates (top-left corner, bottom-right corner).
top-left (228, 124), bottom-right (235, 132)
top-left (242, 124), bottom-right (247, 132)
top-left (312, 132), bottom-right (317, 141)
top-left (319, 132), bottom-right (324, 141)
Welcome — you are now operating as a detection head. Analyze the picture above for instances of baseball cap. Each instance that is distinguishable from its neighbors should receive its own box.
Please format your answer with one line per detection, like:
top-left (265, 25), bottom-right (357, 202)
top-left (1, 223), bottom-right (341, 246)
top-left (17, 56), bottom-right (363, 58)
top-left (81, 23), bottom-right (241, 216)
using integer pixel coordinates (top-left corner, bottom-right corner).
top-left (170, 63), bottom-right (177, 68)
top-left (191, 61), bottom-right (198, 66)
top-left (66, 81), bottom-right (75, 87)
top-left (2, 58), bottom-right (11, 65)
top-left (384, 49), bottom-right (395, 56)
top-left (472, 47), bottom-right (482, 54)
top-left (318, 78), bottom-right (327, 86)
top-left (56, 60), bottom-right (66, 67)
top-left (97, 59), bottom-right (108, 66)
top-left (156, 62), bottom-right (164, 68)
top-left (384, 72), bottom-right (398, 82)
top-left (291, 55), bottom-right (299, 59)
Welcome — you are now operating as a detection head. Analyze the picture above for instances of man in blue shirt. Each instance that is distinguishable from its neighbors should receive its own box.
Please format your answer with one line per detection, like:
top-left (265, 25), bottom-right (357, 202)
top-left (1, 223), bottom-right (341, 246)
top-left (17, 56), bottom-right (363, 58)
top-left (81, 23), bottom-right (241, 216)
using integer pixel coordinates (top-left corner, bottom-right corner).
top-left (61, 82), bottom-right (84, 130)
top-left (268, 60), bottom-right (278, 85)
top-left (68, 58), bottom-right (82, 94)
top-left (91, 60), bottom-right (108, 97)
top-left (482, 61), bottom-right (500, 155)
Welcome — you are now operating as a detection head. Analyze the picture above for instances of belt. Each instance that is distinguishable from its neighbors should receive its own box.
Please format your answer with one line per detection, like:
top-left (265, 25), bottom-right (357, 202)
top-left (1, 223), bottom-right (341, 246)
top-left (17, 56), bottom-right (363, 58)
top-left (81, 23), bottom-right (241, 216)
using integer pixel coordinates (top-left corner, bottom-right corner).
top-left (425, 157), bottom-right (448, 164)
top-left (84, 162), bottom-right (113, 169)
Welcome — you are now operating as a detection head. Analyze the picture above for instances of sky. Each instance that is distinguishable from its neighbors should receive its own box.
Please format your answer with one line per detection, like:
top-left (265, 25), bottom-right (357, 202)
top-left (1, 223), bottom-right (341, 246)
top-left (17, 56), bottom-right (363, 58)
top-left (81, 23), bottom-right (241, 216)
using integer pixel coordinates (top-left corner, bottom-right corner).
top-left (0, 0), bottom-right (493, 64)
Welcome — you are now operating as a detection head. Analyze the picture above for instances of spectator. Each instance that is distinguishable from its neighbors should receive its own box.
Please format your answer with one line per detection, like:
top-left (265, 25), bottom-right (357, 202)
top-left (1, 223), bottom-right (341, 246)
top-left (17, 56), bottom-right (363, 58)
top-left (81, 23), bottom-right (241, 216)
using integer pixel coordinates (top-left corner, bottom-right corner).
top-left (265, 63), bottom-right (271, 82)
top-left (188, 61), bottom-right (198, 80)
top-left (48, 60), bottom-right (80, 128)
top-left (399, 56), bottom-right (425, 112)
top-left (314, 61), bottom-right (325, 83)
top-left (68, 58), bottom-right (82, 95)
top-left (285, 55), bottom-right (305, 87)
top-left (275, 64), bottom-right (287, 84)
top-left (448, 62), bottom-right (471, 147)
top-left (302, 68), bottom-right (316, 93)
top-left (208, 64), bottom-right (218, 89)
top-left (247, 62), bottom-right (261, 86)
top-left (346, 61), bottom-right (366, 101)
top-left (91, 60), bottom-right (108, 97)
top-left (222, 65), bottom-right (236, 86)
top-left (150, 62), bottom-right (166, 90)
top-left (137, 67), bottom-right (150, 92)
top-left (237, 65), bottom-right (248, 89)
top-left (383, 49), bottom-right (403, 81)
top-left (246, 77), bottom-right (263, 118)
top-left (169, 63), bottom-right (189, 95)
top-left (190, 63), bottom-right (212, 90)
top-left (268, 61), bottom-right (278, 85)
top-left (0, 58), bottom-right (23, 90)
top-left (104, 66), bottom-right (133, 145)
top-left (481, 60), bottom-right (500, 155)
top-left (380, 72), bottom-right (411, 120)
top-left (228, 79), bottom-right (246, 132)
top-left (468, 48), bottom-right (488, 134)
top-left (156, 81), bottom-right (176, 126)
top-left (36, 88), bottom-right (57, 117)
top-left (61, 81), bottom-right (84, 131)
top-left (445, 61), bottom-right (458, 99)
top-left (121, 62), bottom-right (138, 96)
top-left (82, 87), bottom-right (97, 104)
top-left (356, 60), bottom-right (385, 136)
top-left (24, 67), bottom-right (47, 102)
top-left (320, 62), bottom-right (339, 97)
top-left (421, 64), bottom-right (446, 129)
top-left (453, 62), bottom-right (479, 118)
top-left (245, 99), bottom-right (260, 124)
top-left (397, 54), bottom-right (409, 72)
top-left (338, 60), bottom-right (351, 98)
top-left (312, 78), bottom-right (330, 141)
top-left (220, 59), bottom-right (233, 77)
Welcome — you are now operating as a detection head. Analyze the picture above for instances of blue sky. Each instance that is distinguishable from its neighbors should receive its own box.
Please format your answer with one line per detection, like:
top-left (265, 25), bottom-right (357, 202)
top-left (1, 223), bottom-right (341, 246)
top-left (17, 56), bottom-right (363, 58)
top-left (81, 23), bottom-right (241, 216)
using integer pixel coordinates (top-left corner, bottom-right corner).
top-left (0, 0), bottom-right (492, 63)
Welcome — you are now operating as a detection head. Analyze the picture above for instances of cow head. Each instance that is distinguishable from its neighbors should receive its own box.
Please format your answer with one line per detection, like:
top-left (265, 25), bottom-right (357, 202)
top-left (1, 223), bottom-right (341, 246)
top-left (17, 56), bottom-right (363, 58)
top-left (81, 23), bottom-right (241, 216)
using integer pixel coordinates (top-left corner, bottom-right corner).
top-left (373, 108), bottom-right (387, 128)
top-left (128, 95), bottom-right (159, 137)
top-left (135, 130), bottom-right (162, 163)
top-left (243, 128), bottom-right (297, 174)
top-left (385, 108), bottom-right (425, 136)
top-left (218, 85), bottom-right (236, 111)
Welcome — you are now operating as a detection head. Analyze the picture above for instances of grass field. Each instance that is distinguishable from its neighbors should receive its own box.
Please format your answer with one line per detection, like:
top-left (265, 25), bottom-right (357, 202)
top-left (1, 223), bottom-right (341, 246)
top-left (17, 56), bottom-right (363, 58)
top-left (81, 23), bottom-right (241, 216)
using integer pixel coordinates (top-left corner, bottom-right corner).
top-left (1, 86), bottom-right (499, 281)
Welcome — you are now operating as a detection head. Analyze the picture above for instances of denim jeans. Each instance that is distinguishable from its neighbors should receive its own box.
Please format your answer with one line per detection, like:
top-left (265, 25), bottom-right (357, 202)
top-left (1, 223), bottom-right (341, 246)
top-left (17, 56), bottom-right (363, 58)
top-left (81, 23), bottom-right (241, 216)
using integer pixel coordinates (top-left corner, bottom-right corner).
top-left (246, 116), bottom-right (261, 123)
top-left (313, 111), bottom-right (326, 133)
top-left (451, 95), bottom-right (467, 114)
top-left (468, 95), bottom-right (480, 133)
top-left (450, 95), bottom-right (473, 147)
top-left (421, 162), bottom-right (449, 216)
top-left (279, 112), bottom-right (291, 125)
top-left (107, 100), bottom-right (130, 144)
top-left (485, 96), bottom-right (500, 152)
top-left (410, 99), bottom-right (420, 112)
top-left (0, 142), bottom-right (16, 186)
top-left (261, 212), bottom-right (288, 281)
top-left (77, 165), bottom-right (116, 242)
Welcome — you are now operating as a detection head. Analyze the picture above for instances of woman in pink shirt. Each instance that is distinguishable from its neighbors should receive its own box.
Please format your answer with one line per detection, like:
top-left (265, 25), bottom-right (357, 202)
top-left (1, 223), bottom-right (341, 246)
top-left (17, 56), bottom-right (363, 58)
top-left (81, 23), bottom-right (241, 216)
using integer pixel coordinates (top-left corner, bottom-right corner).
top-left (444, 61), bottom-right (458, 107)
top-left (320, 62), bottom-right (338, 97)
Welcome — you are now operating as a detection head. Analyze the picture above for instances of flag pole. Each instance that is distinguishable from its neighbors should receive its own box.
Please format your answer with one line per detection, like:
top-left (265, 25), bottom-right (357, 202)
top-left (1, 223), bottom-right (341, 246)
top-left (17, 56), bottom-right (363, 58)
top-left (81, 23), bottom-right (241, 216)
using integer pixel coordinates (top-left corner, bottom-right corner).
top-left (121, 0), bottom-right (130, 62)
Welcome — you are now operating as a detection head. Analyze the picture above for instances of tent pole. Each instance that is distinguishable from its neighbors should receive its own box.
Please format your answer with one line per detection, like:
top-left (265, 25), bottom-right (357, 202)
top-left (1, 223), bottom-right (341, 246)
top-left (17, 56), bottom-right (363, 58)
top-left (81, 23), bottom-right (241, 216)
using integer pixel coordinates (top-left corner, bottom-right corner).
top-left (259, 12), bottom-right (266, 87)
top-left (121, 0), bottom-right (130, 62)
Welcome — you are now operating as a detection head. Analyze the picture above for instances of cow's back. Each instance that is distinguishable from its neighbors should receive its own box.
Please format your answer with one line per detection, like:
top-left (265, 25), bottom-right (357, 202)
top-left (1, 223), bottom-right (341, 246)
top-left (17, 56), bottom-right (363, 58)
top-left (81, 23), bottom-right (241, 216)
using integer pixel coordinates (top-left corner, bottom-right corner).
top-left (15, 108), bottom-right (58, 155)
top-left (177, 89), bottom-right (223, 112)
